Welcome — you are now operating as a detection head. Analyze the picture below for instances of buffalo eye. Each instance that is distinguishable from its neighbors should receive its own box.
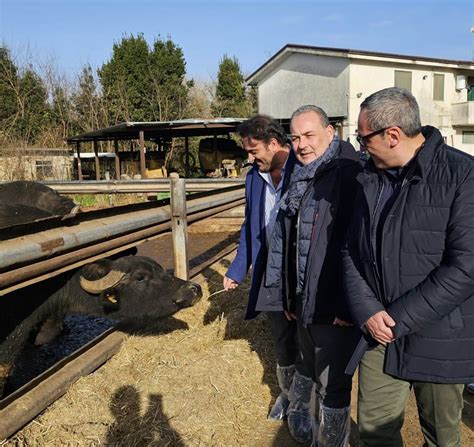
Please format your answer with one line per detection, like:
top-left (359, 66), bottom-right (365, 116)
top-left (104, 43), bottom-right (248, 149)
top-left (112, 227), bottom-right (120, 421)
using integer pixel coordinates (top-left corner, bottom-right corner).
top-left (132, 271), bottom-right (149, 282)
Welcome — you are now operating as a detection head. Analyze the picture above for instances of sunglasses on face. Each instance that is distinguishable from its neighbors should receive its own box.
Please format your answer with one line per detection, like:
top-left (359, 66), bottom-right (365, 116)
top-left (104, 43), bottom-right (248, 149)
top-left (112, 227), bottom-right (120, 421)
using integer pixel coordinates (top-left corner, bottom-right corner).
top-left (356, 127), bottom-right (389, 147)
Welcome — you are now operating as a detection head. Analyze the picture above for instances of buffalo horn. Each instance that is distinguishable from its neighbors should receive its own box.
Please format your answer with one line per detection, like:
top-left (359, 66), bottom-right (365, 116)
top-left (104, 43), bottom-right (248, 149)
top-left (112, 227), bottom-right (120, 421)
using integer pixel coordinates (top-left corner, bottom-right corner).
top-left (80, 270), bottom-right (125, 294)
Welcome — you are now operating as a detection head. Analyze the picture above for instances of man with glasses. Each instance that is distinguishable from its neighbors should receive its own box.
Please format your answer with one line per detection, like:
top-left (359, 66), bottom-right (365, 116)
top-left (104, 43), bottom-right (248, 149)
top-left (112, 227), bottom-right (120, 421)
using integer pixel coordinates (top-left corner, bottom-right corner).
top-left (343, 87), bottom-right (474, 445)
top-left (356, 127), bottom-right (390, 147)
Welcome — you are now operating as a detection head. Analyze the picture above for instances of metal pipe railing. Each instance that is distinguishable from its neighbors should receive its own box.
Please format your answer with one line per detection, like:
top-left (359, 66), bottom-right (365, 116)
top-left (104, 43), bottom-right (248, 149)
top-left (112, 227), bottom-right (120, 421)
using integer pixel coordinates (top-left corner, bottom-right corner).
top-left (34, 179), bottom-right (245, 194)
top-left (0, 186), bottom-right (244, 294)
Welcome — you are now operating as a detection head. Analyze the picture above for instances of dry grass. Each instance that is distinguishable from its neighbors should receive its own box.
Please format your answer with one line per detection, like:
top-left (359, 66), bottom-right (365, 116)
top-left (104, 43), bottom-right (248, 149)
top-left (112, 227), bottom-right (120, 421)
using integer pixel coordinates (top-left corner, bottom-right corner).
top-left (4, 254), bottom-right (474, 446)
top-left (71, 193), bottom-right (150, 209)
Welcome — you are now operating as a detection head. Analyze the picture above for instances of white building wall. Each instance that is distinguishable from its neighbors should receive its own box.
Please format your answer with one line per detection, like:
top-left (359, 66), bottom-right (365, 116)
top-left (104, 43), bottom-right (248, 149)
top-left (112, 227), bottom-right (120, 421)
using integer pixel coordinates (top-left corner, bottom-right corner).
top-left (258, 53), bottom-right (349, 119)
top-left (0, 154), bottom-right (72, 181)
top-left (254, 50), bottom-right (474, 155)
top-left (345, 59), bottom-right (473, 154)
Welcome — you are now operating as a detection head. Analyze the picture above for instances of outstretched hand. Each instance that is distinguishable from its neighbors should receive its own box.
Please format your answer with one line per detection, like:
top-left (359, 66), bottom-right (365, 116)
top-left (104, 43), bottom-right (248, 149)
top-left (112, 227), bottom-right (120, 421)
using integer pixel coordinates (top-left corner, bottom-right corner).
top-left (365, 311), bottom-right (396, 345)
top-left (223, 276), bottom-right (239, 291)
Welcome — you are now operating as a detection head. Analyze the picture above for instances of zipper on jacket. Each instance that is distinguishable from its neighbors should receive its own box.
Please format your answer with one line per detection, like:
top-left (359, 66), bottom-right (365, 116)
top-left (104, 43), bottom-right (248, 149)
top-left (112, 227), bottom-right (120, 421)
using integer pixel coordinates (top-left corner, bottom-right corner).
top-left (378, 164), bottom-right (417, 303)
top-left (295, 172), bottom-right (323, 297)
top-left (295, 210), bottom-right (301, 295)
top-left (295, 164), bottom-right (335, 321)
top-left (369, 179), bottom-right (384, 302)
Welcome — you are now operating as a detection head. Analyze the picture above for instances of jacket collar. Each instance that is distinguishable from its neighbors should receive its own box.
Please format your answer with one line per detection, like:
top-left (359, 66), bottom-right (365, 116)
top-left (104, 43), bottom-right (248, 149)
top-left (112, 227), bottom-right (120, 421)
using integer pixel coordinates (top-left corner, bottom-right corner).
top-left (358, 125), bottom-right (444, 185)
top-left (413, 125), bottom-right (444, 177)
top-left (314, 138), bottom-right (359, 175)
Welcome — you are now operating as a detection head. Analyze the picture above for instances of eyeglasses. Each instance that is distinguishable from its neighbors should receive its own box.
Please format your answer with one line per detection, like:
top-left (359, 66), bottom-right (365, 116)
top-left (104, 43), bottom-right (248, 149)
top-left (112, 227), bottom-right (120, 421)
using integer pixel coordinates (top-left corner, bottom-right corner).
top-left (356, 127), bottom-right (389, 147)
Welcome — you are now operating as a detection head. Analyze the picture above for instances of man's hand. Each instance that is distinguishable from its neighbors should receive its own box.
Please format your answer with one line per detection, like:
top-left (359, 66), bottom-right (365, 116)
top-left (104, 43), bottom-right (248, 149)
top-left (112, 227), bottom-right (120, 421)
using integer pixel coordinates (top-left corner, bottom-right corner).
top-left (223, 276), bottom-right (239, 291)
top-left (333, 317), bottom-right (353, 327)
top-left (365, 311), bottom-right (396, 345)
top-left (284, 310), bottom-right (297, 321)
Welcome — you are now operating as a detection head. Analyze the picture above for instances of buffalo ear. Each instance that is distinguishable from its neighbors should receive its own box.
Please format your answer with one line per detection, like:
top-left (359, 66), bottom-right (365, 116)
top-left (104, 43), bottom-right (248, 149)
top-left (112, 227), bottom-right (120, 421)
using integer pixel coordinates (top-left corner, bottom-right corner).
top-left (98, 290), bottom-right (120, 312)
top-left (81, 259), bottom-right (113, 281)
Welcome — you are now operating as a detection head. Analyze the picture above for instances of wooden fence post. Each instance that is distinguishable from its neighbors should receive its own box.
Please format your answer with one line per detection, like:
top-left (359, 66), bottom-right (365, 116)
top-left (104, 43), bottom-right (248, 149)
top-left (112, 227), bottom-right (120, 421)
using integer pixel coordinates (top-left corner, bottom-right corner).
top-left (114, 140), bottom-right (121, 180)
top-left (76, 142), bottom-right (83, 181)
top-left (139, 130), bottom-right (147, 179)
top-left (170, 173), bottom-right (189, 280)
top-left (93, 140), bottom-right (100, 181)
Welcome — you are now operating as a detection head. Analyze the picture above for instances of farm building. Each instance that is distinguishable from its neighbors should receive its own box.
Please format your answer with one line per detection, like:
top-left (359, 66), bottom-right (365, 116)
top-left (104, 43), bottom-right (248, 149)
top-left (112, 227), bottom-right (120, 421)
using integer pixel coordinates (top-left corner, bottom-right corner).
top-left (67, 118), bottom-right (248, 180)
top-left (248, 44), bottom-right (474, 155)
top-left (0, 147), bottom-right (73, 181)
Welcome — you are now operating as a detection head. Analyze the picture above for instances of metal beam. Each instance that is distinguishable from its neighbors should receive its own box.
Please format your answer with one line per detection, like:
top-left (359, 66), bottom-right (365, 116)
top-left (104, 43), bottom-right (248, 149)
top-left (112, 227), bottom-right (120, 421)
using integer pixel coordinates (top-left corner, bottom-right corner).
top-left (36, 179), bottom-right (244, 194)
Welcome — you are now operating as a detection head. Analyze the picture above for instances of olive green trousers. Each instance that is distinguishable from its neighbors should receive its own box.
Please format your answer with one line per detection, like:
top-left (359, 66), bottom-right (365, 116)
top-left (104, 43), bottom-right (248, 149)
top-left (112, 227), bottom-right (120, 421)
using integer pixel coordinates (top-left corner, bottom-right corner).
top-left (358, 344), bottom-right (464, 447)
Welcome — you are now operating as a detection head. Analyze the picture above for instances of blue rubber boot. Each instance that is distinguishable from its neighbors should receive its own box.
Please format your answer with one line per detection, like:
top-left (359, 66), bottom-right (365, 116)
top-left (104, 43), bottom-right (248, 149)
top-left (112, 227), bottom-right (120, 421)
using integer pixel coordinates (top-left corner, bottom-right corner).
top-left (287, 370), bottom-right (313, 443)
top-left (267, 364), bottom-right (295, 420)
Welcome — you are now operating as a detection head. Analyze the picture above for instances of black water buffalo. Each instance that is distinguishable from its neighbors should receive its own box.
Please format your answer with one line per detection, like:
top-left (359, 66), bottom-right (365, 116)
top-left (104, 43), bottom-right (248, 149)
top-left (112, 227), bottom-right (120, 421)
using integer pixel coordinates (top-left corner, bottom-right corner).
top-left (0, 180), bottom-right (79, 228)
top-left (0, 182), bottom-right (202, 396)
top-left (0, 255), bottom-right (202, 395)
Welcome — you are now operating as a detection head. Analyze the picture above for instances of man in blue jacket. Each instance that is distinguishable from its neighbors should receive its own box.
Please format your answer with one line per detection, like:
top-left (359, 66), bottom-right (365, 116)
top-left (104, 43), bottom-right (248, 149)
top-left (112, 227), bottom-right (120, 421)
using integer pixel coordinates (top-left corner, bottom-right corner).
top-left (223, 114), bottom-right (313, 443)
top-left (343, 87), bottom-right (474, 446)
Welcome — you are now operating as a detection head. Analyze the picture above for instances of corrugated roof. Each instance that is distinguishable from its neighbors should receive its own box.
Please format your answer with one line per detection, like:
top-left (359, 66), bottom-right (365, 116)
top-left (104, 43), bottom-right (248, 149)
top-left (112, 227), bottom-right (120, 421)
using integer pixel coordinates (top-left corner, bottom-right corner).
top-left (67, 118), bottom-right (246, 143)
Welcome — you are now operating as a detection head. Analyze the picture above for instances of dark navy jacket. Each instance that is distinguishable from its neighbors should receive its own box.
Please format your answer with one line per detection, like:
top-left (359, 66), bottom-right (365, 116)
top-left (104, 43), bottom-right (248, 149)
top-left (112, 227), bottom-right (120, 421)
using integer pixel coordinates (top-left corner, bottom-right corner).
top-left (226, 151), bottom-right (296, 319)
top-left (343, 126), bottom-right (474, 383)
top-left (265, 140), bottom-right (362, 326)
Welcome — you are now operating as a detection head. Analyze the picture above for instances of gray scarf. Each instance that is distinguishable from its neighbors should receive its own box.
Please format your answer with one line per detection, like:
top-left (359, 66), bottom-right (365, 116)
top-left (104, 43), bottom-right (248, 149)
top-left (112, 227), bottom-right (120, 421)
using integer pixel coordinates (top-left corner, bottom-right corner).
top-left (280, 135), bottom-right (339, 216)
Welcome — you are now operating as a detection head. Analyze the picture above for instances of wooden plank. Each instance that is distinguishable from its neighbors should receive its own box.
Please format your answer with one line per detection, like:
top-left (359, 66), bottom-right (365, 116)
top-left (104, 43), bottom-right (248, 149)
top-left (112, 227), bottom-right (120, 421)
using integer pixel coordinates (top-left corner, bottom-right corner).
top-left (0, 330), bottom-right (125, 441)
top-left (139, 130), bottom-right (146, 179)
top-left (185, 136), bottom-right (189, 177)
top-left (170, 173), bottom-right (189, 280)
top-left (75, 143), bottom-right (83, 181)
top-left (114, 140), bottom-right (120, 180)
top-left (93, 141), bottom-right (100, 181)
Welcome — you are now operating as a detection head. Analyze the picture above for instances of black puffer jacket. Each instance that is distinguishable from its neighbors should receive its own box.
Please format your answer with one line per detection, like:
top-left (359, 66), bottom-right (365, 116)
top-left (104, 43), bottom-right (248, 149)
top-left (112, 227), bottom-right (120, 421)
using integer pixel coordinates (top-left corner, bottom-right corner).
top-left (265, 140), bottom-right (362, 326)
top-left (343, 126), bottom-right (474, 383)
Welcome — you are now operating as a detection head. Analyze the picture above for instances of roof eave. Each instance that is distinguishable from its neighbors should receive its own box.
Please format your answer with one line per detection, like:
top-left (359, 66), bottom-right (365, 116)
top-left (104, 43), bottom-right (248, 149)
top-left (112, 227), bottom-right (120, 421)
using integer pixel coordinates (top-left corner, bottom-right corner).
top-left (246, 43), bottom-right (474, 85)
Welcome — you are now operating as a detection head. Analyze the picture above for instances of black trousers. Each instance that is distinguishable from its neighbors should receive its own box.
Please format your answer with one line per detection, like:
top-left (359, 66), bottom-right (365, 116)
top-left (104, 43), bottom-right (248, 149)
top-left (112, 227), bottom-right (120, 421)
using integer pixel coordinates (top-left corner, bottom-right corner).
top-left (267, 311), bottom-right (311, 377)
top-left (299, 322), bottom-right (359, 408)
top-left (294, 296), bottom-right (359, 408)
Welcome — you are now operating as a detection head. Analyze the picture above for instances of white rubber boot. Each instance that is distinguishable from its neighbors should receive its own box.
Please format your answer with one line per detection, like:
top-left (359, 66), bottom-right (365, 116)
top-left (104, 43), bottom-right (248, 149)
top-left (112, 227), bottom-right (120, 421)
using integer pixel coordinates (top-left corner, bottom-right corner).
top-left (267, 364), bottom-right (295, 420)
top-left (312, 404), bottom-right (351, 447)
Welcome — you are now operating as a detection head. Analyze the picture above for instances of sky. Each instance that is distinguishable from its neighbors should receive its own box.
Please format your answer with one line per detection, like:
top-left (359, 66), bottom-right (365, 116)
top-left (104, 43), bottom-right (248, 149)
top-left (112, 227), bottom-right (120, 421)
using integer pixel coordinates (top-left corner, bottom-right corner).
top-left (1, 0), bottom-right (473, 83)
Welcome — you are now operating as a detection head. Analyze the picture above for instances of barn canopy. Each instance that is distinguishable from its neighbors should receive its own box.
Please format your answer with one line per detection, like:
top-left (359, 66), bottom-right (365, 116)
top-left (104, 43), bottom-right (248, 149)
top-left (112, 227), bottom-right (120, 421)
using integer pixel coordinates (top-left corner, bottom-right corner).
top-left (67, 118), bottom-right (247, 143)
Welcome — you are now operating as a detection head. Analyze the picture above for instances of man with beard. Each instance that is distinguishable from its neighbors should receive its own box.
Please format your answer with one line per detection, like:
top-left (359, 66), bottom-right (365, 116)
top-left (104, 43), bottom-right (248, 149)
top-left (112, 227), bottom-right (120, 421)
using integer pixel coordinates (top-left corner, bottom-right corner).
top-left (224, 114), bottom-right (313, 443)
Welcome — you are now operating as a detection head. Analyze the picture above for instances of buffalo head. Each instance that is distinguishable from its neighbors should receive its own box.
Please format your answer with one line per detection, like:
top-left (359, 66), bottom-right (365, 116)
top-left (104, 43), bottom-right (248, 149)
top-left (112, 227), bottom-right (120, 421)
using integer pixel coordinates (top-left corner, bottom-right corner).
top-left (78, 256), bottom-right (202, 321)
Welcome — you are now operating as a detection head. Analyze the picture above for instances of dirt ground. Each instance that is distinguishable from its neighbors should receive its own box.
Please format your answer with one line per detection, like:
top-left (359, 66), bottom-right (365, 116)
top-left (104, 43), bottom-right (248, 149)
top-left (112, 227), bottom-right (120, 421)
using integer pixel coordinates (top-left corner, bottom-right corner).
top-left (4, 231), bottom-right (474, 446)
